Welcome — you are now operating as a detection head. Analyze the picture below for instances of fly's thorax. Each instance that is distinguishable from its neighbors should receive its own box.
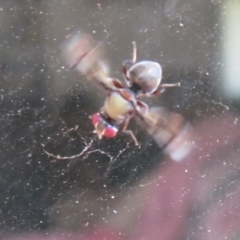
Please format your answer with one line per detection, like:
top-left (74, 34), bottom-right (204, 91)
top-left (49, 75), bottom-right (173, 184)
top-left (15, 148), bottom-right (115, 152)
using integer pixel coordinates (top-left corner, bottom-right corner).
top-left (102, 91), bottom-right (134, 121)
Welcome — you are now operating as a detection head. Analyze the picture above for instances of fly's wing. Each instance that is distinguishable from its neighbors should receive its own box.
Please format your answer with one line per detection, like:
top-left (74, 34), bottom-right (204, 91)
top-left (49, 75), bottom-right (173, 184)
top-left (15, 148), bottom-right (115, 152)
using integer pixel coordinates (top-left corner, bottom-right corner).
top-left (61, 31), bottom-right (122, 91)
top-left (136, 106), bottom-right (193, 161)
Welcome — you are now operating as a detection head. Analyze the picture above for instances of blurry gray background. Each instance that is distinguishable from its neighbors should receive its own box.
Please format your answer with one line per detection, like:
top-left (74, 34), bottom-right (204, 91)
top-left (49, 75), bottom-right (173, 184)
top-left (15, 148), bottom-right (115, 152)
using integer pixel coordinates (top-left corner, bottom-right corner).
top-left (0, 0), bottom-right (239, 237)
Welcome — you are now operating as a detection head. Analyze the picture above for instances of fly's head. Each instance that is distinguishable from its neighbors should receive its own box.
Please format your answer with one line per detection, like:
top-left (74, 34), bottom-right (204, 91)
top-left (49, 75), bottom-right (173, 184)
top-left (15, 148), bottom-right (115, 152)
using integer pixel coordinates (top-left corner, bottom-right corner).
top-left (91, 113), bottom-right (118, 139)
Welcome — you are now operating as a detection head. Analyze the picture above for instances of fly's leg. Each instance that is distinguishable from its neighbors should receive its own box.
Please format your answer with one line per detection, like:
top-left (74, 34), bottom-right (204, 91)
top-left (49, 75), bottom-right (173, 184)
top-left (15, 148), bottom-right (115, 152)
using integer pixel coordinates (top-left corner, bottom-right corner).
top-left (160, 82), bottom-right (180, 88)
top-left (148, 82), bottom-right (181, 97)
top-left (121, 41), bottom-right (137, 86)
top-left (121, 114), bottom-right (139, 146)
top-left (132, 41), bottom-right (137, 64)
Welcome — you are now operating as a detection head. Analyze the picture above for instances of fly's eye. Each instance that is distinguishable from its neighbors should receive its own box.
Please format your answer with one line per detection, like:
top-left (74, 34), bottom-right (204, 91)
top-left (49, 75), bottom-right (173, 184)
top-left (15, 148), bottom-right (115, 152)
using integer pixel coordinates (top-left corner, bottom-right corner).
top-left (91, 113), bottom-right (118, 138)
top-left (91, 113), bottom-right (100, 126)
top-left (104, 126), bottom-right (118, 138)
